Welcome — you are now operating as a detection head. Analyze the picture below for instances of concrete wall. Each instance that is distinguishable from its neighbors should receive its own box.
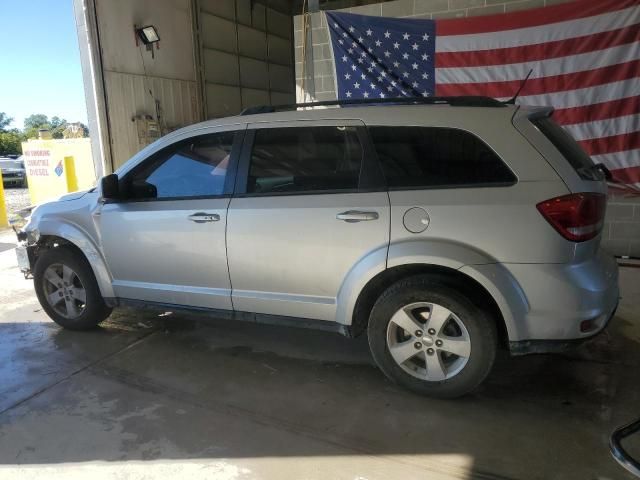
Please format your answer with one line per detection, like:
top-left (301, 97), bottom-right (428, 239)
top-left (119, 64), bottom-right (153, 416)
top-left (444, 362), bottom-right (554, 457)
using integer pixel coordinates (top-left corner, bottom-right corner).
top-left (293, 0), bottom-right (640, 257)
top-left (603, 196), bottom-right (640, 258)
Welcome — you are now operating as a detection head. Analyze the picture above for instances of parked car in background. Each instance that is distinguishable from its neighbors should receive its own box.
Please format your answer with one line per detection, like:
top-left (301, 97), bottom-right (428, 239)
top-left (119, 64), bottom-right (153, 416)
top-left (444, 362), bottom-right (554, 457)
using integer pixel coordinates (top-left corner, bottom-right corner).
top-left (14, 97), bottom-right (619, 398)
top-left (0, 157), bottom-right (27, 187)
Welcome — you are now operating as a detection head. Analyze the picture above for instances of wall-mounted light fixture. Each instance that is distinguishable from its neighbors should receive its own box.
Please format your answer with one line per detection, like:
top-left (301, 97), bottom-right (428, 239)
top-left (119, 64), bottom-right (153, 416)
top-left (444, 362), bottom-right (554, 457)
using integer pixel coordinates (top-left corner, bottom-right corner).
top-left (136, 25), bottom-right (160, 45)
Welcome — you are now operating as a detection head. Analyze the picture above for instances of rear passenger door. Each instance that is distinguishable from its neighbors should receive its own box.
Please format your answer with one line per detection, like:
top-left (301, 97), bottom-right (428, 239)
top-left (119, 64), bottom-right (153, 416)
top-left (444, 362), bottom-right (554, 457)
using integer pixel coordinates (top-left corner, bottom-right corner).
top-left (226, 120), bottom-right (389, 322)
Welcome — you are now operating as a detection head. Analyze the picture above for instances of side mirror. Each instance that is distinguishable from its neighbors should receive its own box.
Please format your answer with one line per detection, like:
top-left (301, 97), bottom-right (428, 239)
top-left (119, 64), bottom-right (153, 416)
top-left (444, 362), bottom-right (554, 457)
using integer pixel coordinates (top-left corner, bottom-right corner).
top-left (101, 174), bottom-right (120, 200)
top-left (130, 180), bottom-right (158, 199)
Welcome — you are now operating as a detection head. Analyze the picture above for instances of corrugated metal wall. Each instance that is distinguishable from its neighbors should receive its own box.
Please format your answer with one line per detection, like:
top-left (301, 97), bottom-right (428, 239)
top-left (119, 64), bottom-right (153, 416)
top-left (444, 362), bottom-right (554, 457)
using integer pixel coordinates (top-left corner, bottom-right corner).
top-left (104, 72), bottom-right (200, 169)
top-left (197, 0), bottom-right (296, 118)
top-left (81, 0), bottom-right (297, 170)
top-left (94, 0), bottom-right (201, 169)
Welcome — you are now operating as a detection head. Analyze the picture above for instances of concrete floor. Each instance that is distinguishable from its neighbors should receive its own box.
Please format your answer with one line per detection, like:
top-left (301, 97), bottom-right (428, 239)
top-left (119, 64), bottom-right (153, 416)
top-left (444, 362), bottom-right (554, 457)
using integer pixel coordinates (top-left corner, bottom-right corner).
top-left (0, 229), bottom-right (638, 480)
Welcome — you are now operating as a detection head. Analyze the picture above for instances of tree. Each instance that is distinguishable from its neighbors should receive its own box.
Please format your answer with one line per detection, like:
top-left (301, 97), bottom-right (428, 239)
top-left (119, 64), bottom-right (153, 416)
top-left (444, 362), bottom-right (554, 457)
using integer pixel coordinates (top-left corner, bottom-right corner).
top-left (0, 130), bottom-right (24, 155)
top-left (50, 116), bottom-right (66, 129)
top-left (23, 113), bottom-right (51, 139)
top-left (22, 113), bottom-right (87, 139)
top-left (0, 112), bottom-right (13, 131)
top-left (23, 114), bottom-right (49, 131)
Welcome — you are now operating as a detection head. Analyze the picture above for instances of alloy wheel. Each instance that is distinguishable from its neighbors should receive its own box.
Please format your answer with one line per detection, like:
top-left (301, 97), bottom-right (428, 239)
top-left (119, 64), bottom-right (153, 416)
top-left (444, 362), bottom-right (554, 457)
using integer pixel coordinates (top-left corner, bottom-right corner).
top-left (41, 263), bottom-right (87, 319)
top-left (386, 302), bottom-right (471, 381)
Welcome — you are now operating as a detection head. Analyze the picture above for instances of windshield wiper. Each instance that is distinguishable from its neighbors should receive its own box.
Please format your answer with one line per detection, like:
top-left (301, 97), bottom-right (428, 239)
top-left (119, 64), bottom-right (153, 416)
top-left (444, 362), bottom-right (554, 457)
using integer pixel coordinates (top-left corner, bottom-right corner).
top-left (594, 163), bottom-right (613, 181)
top-left (578, 163), bottom-right (612, 181)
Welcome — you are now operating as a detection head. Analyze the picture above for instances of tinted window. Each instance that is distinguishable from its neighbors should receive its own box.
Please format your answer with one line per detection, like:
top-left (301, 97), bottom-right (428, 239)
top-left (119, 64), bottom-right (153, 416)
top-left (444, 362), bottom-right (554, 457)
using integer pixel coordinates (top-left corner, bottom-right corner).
top-left (532, 117), bottom-right (603, 181)
top-left (128, 132), bottom-right (235, 199)
top-left (0, 160), bottom-right (23, 169)
top-left (248, 126), bottom-right (362, 194)
top-left (370, 127), bottom-right (516, 188)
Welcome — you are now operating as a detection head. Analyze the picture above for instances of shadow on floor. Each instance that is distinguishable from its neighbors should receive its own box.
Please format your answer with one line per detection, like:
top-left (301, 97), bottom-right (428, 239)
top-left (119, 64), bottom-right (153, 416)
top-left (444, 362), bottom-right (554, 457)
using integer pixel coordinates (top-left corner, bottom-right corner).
top-left (0, 303), bottom-right (638, 479)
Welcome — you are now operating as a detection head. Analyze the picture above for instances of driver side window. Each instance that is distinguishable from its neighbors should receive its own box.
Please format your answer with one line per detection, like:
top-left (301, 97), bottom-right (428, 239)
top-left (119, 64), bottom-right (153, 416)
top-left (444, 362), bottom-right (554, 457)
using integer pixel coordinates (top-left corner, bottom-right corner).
top-left (127, 131), bottom-right (236, 199)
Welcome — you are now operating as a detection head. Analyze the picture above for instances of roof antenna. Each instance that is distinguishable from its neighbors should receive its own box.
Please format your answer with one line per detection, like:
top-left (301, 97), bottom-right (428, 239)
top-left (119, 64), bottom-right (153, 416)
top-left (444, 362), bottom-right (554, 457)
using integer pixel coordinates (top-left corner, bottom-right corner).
top-left (504, 69), bottom-right (533, 105)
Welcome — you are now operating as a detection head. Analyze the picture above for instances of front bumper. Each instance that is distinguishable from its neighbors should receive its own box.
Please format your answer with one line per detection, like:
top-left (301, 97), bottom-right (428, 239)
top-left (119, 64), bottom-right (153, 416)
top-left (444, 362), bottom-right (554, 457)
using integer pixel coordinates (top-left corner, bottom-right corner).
top-left (3, 177), bottom-right (25, 186)
top-left (15, 244), bottom-right (32, 276)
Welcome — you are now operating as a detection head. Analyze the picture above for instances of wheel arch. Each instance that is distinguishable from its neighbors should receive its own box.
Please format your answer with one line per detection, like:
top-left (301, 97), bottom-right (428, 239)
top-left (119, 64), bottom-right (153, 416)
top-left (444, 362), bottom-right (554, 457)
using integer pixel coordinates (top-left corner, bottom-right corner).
top-left (30, 220), bottom-right (114, 298)
top-left (349, 263), bottom-right (514, 349)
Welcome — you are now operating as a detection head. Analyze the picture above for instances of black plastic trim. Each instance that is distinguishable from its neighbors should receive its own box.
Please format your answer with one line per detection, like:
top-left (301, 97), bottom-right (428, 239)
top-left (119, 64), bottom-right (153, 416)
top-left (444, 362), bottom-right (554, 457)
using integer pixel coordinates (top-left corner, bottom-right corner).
top-left (108, 298), bottom-right (351, 336)
top-left (240, 96), bottom-right (506, 115)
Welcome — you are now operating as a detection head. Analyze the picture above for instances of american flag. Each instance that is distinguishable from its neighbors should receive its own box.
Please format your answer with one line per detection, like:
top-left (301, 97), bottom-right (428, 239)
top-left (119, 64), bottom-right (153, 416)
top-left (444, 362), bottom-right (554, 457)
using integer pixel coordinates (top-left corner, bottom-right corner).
top-left (326, 0), bottom-right (639, 188)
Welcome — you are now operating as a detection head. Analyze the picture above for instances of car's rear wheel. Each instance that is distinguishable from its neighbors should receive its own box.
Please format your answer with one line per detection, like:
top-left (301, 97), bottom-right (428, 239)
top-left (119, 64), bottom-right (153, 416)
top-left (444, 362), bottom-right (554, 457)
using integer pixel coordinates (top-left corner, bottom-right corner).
top-left (34, 246), bottom-right (112, 330)
top-left (368, 275), bottom-right (497, 398)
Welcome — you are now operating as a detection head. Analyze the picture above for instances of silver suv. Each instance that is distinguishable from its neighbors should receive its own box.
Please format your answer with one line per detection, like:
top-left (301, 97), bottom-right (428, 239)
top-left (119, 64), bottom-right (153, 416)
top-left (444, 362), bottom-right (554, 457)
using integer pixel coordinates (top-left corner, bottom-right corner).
top-left (16, 97), bottom-right (619, 398)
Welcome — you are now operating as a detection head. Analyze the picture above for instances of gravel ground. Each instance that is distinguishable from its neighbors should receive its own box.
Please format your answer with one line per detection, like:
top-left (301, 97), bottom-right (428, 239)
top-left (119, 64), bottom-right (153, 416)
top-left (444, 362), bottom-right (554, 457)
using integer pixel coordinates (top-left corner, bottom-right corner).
top-left (3, 187), bottom-right (31, 218)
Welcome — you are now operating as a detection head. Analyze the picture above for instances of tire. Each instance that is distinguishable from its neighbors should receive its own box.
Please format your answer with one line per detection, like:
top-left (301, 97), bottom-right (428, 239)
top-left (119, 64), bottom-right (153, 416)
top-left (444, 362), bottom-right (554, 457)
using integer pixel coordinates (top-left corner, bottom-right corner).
top-left (34, 246), bottom-right (112, 330)
top-left (368, 275), bottom-right (497, 398)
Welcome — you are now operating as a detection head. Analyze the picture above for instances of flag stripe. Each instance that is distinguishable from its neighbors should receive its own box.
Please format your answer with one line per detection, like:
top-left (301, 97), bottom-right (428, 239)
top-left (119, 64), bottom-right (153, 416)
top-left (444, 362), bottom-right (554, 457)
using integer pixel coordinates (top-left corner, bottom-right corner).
top-left (563, 114), bottom-right (639, 142)
top-left (553, 96), bottom-right (640, 125)
top-left (579, 132), bottom-right (640, 156)
top-left (503, 78), bottom-right (640, 108)
top-left (609, 165), bottom-right (640, 185)
top-left (328, 1), bottom-right (640, 186)
top-left (436, 43), bottom-right (639, 84)
top-left (592, 149), bottom-right (640, 170)
top-left (436, 0), bottom-right (635, 36)
top-left (435, 5), bottom-right (639, 52)
top-left (436, 60), bottom-right (639, 97)
top-left (435, 25), bottom-right (640, 68)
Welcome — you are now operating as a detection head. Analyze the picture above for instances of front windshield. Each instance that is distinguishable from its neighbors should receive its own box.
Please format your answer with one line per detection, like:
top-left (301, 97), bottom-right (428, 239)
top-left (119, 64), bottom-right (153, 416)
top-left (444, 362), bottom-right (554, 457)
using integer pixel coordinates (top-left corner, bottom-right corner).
top-left (0, 160), bottom-right (24, 169)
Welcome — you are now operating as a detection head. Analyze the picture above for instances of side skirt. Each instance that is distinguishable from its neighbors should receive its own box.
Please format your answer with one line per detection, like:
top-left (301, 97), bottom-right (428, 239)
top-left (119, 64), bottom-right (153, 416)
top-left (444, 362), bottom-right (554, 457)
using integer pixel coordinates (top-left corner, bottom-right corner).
top-left (105, 297), bottom-right (352, 337)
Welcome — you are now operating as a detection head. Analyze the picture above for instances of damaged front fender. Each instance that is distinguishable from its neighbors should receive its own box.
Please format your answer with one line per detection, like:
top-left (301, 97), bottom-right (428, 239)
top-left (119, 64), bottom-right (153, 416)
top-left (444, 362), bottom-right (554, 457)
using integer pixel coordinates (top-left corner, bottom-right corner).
top-left (21, 219), bottom-right (115, 299)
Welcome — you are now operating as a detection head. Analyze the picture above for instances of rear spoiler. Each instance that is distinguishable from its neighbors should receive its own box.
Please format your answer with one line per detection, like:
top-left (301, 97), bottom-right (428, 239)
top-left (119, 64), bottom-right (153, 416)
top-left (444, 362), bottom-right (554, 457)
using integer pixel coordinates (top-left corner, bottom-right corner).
top-left (511, 105), bottom-right (554, 123)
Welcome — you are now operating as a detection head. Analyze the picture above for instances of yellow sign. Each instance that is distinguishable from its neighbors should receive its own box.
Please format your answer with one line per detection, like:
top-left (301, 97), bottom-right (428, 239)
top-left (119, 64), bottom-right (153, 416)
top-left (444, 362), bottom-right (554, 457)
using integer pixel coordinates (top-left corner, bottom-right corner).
top-left (21, 138), bottom-right (96, 205)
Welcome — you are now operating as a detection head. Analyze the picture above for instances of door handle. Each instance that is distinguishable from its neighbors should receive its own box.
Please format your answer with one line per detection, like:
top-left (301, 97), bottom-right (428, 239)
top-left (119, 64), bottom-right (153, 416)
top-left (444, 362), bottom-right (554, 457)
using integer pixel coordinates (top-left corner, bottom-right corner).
top-left (336, 210), bottom-right (379, 223)
top-left (188, 212), bottom-right (220, 223)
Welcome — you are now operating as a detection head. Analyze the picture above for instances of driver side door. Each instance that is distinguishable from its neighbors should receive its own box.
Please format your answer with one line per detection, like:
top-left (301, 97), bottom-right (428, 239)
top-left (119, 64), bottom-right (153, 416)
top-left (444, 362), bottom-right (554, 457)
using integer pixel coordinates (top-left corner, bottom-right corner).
top-left (98, 128), bottom-right (242, 309)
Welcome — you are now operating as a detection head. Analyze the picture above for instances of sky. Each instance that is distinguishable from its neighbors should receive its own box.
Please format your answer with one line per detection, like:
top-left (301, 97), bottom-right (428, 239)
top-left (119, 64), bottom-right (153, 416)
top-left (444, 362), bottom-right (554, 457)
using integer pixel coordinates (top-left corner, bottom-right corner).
top-left (0, 0), bottom-right (88, 130)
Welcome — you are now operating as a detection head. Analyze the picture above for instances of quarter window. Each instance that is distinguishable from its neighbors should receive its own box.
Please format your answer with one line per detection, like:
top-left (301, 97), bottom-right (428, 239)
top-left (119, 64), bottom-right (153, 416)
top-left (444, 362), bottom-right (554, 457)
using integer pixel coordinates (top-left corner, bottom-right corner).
top-left (370, 127), bottom-right (516, 188)
top-left (247, 126), bottom-right (363, 194)
top-left (127, 132), bottom-right (235, 199)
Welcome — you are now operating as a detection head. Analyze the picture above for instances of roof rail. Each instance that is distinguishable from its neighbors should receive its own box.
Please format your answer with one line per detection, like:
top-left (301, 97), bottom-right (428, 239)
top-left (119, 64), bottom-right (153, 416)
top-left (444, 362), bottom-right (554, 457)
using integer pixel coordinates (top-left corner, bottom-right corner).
top-left (240, 96), bottom-right (505, 115)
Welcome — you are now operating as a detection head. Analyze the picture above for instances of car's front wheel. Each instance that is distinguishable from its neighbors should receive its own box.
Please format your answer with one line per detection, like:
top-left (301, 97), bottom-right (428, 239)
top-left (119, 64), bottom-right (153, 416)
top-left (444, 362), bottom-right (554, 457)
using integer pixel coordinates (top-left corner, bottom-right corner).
top-left (33, 246), bottom-right (112, 330)
top-left (368, 275), bottom-right (497, 398)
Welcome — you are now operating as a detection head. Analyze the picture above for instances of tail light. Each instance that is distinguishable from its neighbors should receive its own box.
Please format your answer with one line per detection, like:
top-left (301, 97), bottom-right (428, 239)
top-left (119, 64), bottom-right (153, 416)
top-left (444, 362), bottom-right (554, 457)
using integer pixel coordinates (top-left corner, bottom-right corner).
top-left (536, 193), bottom-right (606, 242)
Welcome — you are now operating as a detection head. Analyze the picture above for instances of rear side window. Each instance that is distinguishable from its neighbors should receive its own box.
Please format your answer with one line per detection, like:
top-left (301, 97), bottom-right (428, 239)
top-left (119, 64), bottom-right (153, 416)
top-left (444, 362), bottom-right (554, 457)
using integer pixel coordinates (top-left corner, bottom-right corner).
top-left (247, 126), bottom-right (362, 194)
top-left (369, 127), bottom-right (516, 189)
top-left (531, 117), bottom-right (603, 181)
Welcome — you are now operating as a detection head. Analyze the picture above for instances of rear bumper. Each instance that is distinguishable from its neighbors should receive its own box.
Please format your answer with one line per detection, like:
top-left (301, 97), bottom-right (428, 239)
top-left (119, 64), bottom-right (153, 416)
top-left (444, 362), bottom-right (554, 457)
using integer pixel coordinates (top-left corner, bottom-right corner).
top-left (506, 248), bottom-right (619, 342)
top-left (462, 249), bottom-right (619, 352)
top-left (509, 300), bottom-right (617, 355)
